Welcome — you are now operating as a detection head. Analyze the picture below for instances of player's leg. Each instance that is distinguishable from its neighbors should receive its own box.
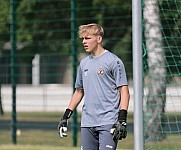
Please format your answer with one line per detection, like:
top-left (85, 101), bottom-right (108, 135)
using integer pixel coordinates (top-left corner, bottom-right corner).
top-left (98, 124), bottom-right (117, 150)
top-left (81, 127), bottom-right (99, 150)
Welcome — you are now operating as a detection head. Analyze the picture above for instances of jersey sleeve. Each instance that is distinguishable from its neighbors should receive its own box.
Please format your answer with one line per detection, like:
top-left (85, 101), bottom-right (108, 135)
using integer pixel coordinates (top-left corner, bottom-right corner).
top-left (111, 57), bottom-right (128, 87)
top-left (75, 64), bottom-right (83, 89)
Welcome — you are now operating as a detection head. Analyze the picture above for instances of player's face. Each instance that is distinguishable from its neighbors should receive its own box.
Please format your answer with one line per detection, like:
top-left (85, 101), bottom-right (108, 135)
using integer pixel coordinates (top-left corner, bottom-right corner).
top-left (82, 35), bottom-right (102, 53)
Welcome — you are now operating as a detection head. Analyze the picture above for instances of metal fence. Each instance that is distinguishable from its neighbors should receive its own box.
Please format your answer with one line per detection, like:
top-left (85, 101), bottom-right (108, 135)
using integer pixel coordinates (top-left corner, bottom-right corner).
top-left (0, 0), bottom-right (181, 149)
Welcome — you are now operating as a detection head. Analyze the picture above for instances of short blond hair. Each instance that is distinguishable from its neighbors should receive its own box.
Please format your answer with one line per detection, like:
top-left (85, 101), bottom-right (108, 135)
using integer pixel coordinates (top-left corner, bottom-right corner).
top-left (78, 23), bottom-right (104, 38)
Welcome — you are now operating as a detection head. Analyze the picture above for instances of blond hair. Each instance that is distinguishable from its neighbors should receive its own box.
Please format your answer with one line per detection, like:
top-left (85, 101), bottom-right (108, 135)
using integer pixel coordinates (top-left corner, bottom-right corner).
top-left (78, 23), bottom-right (104, 38)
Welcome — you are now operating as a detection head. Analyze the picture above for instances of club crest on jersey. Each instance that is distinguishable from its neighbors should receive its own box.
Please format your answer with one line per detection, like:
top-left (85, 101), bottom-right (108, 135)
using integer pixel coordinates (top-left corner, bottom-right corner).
top-left (97, 67), bottom-right (104, 76)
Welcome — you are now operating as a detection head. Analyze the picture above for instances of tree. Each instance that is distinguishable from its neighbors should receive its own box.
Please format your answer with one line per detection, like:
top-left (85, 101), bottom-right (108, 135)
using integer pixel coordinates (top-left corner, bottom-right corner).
top-left (1, 0), bottom-right (133, 84)
top-left (17, 0), bottom-right (71, 54)
top-left (0, 0), bottom-right (10, 52)
top-left (143, 0), bottom-right (167, 141)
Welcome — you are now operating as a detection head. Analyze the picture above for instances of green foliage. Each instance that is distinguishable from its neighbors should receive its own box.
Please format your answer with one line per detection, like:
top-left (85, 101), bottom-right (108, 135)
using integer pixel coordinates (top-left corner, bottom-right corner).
top-left (1, 0), bottom-right (132, 72)
top-left (0, 0), bottom-right (10, 52)
top-left (0, 0), bottom-right (9, 32)
top-left (1, 0), bottom-right (181, 79)
top-left (16, 0), bottom-right (71, 55)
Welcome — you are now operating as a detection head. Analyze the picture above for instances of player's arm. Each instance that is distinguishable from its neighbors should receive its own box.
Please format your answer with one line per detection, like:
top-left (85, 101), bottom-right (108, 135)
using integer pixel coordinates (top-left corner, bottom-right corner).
top-left (58, 88), bottom-right (84, 138)
top-left (67, 88), bottom-right (84, 111)
top-left (111, 85), bottom-right (130, 141)
top-left (119, 85), bottom-right (130, 110)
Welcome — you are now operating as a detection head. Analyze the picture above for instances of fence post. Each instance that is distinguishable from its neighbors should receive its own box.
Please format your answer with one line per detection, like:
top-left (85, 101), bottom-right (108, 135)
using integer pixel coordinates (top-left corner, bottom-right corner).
top-left (71, 0), bottom-right (78, 147)
top-left (10, 0), bottom-right (17, 144)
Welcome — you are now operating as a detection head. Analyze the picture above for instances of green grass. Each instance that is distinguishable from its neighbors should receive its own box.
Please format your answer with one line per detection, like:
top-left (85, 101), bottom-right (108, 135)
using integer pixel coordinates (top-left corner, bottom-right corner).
top-left (0, 111), bottom-right (134, 149)
top-left (0, 145), bottom-right (79, 150)
top-left (0, 130), bottom-right (79, 146)
top-left (1, 129), bottom-right (181, 150)
top-left (1, 112), bottom-right (181, 150)
top-left (0, 130), bottom-right (133, 150)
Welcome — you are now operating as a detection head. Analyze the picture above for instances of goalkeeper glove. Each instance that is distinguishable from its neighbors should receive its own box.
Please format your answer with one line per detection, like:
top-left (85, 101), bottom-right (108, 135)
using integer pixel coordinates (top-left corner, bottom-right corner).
top-left (110, 109), bottom-right (127, 141)
top-left (57, 108), bottom-right (73, 138)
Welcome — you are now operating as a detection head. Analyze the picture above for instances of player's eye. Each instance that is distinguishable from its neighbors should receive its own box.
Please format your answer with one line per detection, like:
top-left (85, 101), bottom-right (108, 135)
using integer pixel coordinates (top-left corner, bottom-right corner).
top-left (84, 37), bottom-right (91, 40)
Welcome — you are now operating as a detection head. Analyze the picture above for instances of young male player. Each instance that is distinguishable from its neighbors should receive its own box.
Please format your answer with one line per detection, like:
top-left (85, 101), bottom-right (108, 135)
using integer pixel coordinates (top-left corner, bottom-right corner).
top-left (58, 23), bottom-right (130, 150)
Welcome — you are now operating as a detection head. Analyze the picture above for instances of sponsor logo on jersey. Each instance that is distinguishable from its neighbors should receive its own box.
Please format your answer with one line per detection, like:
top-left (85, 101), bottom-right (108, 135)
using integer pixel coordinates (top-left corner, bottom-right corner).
top-left (84, 69), bottom-right (88, 76)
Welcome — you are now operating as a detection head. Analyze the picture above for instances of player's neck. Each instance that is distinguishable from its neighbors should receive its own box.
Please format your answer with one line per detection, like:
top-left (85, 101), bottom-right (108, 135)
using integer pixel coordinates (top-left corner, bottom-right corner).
top-left (91, 47), bottom-right (105, 57)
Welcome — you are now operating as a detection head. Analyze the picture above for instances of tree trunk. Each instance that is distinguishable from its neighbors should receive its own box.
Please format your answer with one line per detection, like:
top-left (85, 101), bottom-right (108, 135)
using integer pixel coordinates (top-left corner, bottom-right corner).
top-left (143, 0), bottom-right (166, 141)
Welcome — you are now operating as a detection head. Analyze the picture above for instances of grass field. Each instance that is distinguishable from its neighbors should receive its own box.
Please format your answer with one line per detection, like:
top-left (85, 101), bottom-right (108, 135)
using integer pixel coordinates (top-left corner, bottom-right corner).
top-left (0, 145), bottom-right (80, 150)
top-left (0, 130), bottom-right (134, 150)
top-left (0, 112), bottom-right (181, 150)
top-left (0, 112), bottom-right (134, 149)
top-left (0, 130), bottom-right (181, 150)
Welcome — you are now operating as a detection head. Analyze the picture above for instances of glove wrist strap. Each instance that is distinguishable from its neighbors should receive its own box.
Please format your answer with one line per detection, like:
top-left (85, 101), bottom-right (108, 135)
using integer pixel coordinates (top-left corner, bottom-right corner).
top-left (63, 108), bottom-right (73, 119)
top-left (118, 109), bottom-right (127, 121)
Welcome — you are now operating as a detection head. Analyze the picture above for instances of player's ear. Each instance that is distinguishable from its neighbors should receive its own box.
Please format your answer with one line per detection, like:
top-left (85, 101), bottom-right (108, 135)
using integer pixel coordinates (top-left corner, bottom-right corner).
top-left (97, 36), bottom-right (102, 43)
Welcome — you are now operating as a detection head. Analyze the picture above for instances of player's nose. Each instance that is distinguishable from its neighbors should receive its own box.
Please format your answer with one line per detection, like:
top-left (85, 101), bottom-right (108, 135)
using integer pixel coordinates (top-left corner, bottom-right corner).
top-left (82, 38), bottom-right (86, 44)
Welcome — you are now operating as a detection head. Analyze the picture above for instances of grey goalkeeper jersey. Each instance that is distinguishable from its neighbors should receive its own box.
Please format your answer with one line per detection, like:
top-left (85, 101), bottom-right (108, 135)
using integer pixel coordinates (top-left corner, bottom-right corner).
top-left (75, 50), bottom-right (128, 127)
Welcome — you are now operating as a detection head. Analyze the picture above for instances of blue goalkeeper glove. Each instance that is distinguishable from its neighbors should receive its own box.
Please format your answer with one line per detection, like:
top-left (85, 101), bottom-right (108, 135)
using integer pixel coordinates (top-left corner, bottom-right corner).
top-left (57, 108), bottom-right (73, 138)
top-left (110, 109), bottom-right (127, 141)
